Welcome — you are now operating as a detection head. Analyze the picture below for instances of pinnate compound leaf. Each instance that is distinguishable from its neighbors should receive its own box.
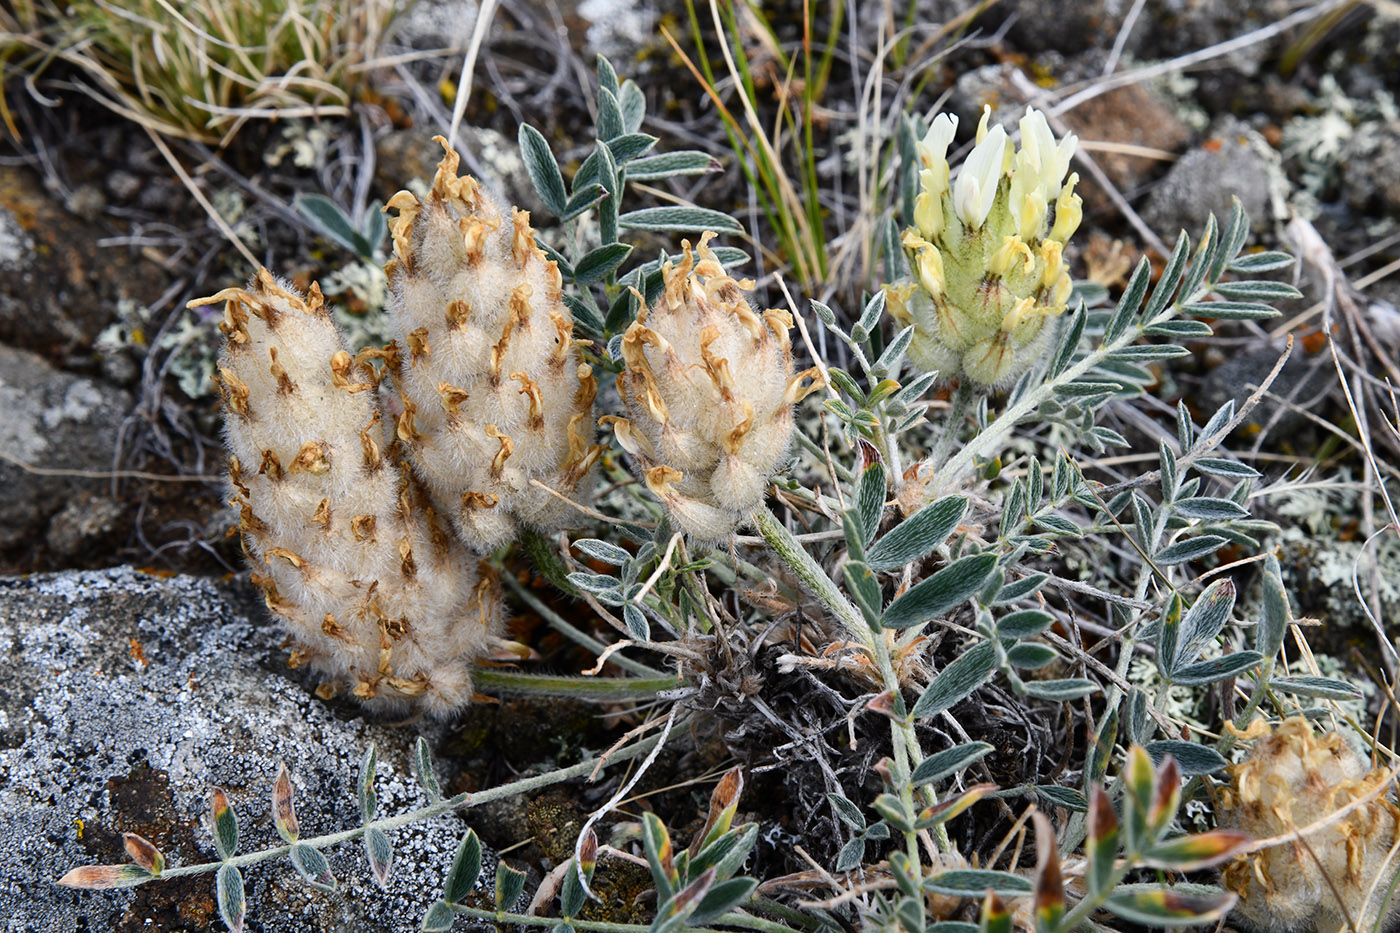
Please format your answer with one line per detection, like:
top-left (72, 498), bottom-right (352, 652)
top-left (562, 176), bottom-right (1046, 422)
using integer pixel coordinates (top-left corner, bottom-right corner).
top-left (883, 554), bottom-right (999, 629)
top-left (912, 641), bottom-right (995, 718)
top-left (216, 863), bottom-right (246, 933)
top-left (290, 842), bottom-right (337, 892)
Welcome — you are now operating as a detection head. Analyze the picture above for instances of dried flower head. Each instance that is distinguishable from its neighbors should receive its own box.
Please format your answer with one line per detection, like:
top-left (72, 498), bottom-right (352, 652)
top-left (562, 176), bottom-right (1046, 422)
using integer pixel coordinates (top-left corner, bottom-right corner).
top-left (891, 106), bottom-right (1081, 387)
top-left (604, 233), bottom-right (822, 540)
top-left (203, 271), bottom-right (501, 715)
top-left (383, 137), bottom-right (602, 551)
top-left (1219, 716), bottom-right (1400, 933)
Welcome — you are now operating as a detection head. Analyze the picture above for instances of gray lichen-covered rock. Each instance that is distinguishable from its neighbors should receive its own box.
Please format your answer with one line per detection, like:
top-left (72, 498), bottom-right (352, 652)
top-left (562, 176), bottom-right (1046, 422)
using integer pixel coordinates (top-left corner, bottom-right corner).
top-left (1142, 117), bottom-right (1288, 237)
top-left (0, 345), bottom-right (132, 558)
top-left (0, 567), bottom-right (484, 932)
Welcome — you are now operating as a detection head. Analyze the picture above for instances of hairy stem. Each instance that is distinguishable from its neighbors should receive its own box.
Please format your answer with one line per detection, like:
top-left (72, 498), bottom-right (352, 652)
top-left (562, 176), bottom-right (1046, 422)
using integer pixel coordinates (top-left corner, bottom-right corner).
top-left (749, 505), bottom-right (948, 855)
top-left (143, 731), bottom-right (668, 882)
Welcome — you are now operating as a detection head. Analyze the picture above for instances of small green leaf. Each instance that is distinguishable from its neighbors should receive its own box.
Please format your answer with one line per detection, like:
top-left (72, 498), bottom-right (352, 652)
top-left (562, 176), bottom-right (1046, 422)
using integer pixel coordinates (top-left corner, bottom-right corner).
top-left (1174, 496), bottom-right (1250, 520)
top-left (290, 842), bottom-right (337, 892)
top-left (216, 863), bottom-right (245, 933)
top-left (618, 207), bottom-right (742, 234)
top-left (1031, 812), bottom-right (1064, 933)
top-left (827, 793), bottom-right (866, 831)
top-left (855, 459), bottom-right (887, 546)
top-left (445, 828), bottom-right (482, 905)
top-left (1229, 250), bottom-right (1294, 272)
top-left (1086, 786), bottom-right (1118, 895)
top-left (295, 193), bottom-right (371, 257)
top-left (883, 554), bottom-right (999, 629)
top-left (924, 869), bottom-right (1031, 897)
top-left (1022, 678), bottom-right (1097, 701)
top-left (993, 574), bottom-right (1049, 605)
top-left (519, 124), bottom-right (567, 216)
top-left (1192, 457), bottom-right (1260, 479)
top-left (421, 900), bottom-right (455, 932)
top-left (1257, 553), bottom-right (1290, 658)
top-left (627, 149), bottom-right (722, 178)
top-left (1171, 651), bottom-right (1263, 686)
top-left (1212, 280), bottom-right (1303, 301)
top-left (912, 641), bottom-right (996, 718)
top-left (1156, 535), bottom-right (1228, 565)
top-left (910, 742), bottom-right (994, 787)
top-left (209, 788), bottom-right (238, 861)
top-left (1035, 785), bottom-right (1088, 812)
top-left (1144, 830), bottom-right (1252, 872)
top-left (1007, 643), bottom-right (1058, 670)
top-left (495, 863), bottom-right (527, 912)
top-left (573, 243), bottom-right (634, 285)
top-left (365, 826), bottom-right (394, 888)
top-left (414, 738), bottom-right (440, 803)
top-left (997, 609), bottom-right (1054, 639)
top-left (692, 877), bottom-right (759, 924)
top-left (1144, 741), bottom-right (1227, 776)
top-left (606, 132), bottom-right (658, 164)
top-left (1269, 675), bottom-right (1363, 700)
top-left (1182, 300), bottom-right (1280, 320)
top-left (1103, 887), bottom-right (1237, 927)
top-left (867, 496), bottom-right (967, 572)
top-left (358, 745), bottom-right (378, 823)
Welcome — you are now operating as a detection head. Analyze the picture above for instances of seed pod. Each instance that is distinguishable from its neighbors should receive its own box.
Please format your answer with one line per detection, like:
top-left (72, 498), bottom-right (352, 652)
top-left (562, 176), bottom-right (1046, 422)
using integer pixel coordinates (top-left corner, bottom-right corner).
top-left (201, 271), bottom-right (501, 715)
top-left (1219, 717), bottom-right (1400, 933)
top-left (892, 106), bottom-right (1080, 387)
top-left (604, 234), bottom-right (822, 541)
top-left (383, 138), bottom-right (601, 552)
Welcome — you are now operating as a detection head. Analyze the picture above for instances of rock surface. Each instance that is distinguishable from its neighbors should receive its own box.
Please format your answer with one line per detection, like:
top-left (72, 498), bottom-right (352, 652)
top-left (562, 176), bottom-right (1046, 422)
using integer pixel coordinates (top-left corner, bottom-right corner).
top-left (0, 165), bottom-right (163, 359)
top-left (0, 344), bottom-right (133, 561)
top-left (0, 567), bottom-right (481, 933)
top-left (1142, 116), bottom-right (1288, 237)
